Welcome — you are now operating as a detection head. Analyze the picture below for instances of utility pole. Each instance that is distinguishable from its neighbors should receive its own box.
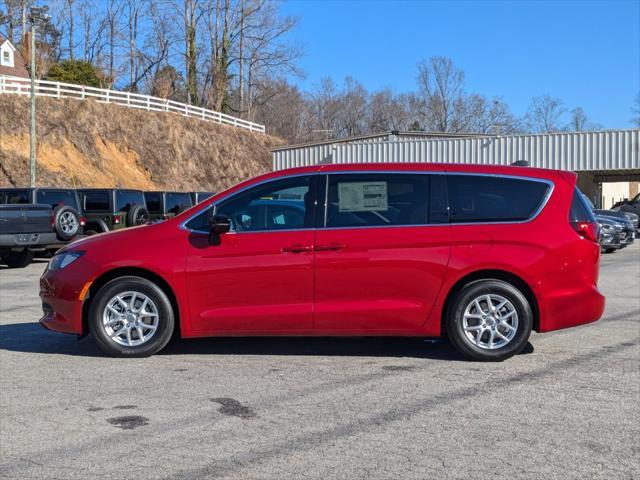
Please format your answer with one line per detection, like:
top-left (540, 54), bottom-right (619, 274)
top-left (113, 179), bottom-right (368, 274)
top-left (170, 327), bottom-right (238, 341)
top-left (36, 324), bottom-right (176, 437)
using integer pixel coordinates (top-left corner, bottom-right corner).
top-left (28, 6), bottom-right (48, 187)
top-left (29, 16), bottom-right (36, 187)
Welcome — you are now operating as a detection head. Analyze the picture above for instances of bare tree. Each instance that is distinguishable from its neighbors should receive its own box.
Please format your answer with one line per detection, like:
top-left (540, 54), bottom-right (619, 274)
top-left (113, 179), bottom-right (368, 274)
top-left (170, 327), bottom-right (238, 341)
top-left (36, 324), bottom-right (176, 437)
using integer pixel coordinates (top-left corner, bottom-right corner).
top-left (415, 56), bottom-right (465, 132)
top-left (526, 94), bottom-right (566, 133)
top-left (337, 76), bottom-right (367, 137)
top-left (569, 107), bottom-right (589, 131)
top-left (632, 93), bottom-right (640, 128)
top-left (103, 0), bottom-right (123, 86)
top-left (1, 0), bottom-right (21, 43)
top-left (367, 88), bottom-right (408, 132)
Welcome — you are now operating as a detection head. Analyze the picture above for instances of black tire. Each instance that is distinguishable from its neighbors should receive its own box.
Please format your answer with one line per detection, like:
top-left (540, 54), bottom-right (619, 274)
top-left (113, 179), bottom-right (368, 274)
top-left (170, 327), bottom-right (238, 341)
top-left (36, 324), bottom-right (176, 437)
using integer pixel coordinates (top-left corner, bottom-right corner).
top-left (446, 279), bottom-right (533, 362)
top-left (1, 249), bottom-right (34, 268)
top-left (84, 230), bottom-right (99, 236)
top-left (126, 205), bottom-right (150, 227)
top-left (604, 248), bottom-right (616, 254)
top-left (89, 276), bottom-right (175, 357)
top-left (53, 205), bottom-right (81, 241)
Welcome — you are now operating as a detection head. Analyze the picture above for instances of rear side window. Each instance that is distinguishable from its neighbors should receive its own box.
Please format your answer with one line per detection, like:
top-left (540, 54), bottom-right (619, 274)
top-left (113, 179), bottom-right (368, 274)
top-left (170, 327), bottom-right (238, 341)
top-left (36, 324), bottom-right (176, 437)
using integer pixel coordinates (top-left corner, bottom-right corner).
top-left (36, 190), bottom-right (79, 209)
top-left (165, 193), bottom-right (193, 214)
top-left (115, 191), bottom-right (145, 212)
top-left (144, 193), bottom-right (162, 213)
top-left (570, 188), bottom-right (596, 222)
top-left (83, 192), bottom-right (110, 211)
top-left (326, 174), bottom-right (430, 228)
top-left (447, 175), bottom-right (550, 223)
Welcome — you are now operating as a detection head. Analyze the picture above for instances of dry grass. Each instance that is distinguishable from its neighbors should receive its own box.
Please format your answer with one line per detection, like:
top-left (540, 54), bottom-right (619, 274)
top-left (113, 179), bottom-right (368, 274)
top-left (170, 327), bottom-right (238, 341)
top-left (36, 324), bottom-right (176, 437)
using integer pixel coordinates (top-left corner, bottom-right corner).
top-left (0, 95), bottom-right (283, 191)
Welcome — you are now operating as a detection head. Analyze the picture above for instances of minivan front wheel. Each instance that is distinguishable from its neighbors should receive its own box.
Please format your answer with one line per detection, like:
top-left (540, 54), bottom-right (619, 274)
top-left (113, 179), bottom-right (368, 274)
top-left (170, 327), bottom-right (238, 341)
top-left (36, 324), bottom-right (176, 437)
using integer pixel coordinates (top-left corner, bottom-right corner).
top-left (447, 280), bottom-right (533, 361)
top-left (89, 276), bottom-right (175, 357)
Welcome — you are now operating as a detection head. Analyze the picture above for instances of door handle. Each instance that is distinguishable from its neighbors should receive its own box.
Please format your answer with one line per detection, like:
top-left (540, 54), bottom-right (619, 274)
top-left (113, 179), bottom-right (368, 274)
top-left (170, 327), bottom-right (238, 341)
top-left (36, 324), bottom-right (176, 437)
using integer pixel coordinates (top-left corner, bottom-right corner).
top-left (315, 243), bottom-right (347, 251)
top-left (281, 244), bottom-right (312, 253)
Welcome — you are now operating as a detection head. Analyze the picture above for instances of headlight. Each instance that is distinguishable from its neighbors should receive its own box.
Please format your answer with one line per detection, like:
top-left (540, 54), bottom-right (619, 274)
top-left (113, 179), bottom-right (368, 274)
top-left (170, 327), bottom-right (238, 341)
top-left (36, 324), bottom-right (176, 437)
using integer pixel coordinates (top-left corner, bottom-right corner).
top-left (49, 251), bottom-right (84, 271)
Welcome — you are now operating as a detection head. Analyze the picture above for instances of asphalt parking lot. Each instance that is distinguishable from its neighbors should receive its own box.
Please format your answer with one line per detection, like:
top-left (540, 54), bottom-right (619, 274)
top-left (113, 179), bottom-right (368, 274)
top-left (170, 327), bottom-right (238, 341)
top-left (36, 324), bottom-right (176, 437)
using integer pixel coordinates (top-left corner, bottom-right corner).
top-left (1, 245), bottom-right (638, 480)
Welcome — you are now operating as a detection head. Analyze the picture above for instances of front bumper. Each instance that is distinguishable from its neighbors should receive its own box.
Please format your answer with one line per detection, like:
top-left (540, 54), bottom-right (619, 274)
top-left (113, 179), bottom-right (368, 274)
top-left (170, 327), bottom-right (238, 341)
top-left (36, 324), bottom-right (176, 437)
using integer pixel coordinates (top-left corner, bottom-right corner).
top-left (39, 266), bottom-right (87, 335)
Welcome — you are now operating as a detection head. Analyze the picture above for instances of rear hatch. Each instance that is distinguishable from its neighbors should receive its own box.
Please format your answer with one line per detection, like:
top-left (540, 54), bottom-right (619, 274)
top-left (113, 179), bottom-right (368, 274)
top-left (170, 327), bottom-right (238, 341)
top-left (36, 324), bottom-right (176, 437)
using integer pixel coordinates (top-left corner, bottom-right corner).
top-left (0, 204), bottom-right (52, 234)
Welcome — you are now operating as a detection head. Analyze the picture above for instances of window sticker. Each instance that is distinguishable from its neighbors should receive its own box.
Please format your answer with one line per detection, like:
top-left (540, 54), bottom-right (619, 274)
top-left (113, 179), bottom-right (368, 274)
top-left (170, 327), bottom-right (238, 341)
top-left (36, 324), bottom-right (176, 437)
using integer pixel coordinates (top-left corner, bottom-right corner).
top-left (338, 181), bottom-right (388, 212)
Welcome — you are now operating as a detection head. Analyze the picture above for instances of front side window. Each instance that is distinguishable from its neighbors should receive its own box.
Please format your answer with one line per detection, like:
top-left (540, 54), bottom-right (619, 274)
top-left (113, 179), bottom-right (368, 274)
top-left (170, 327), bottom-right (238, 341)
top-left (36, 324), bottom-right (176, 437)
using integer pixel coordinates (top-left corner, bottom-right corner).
top-left (36, 190), bottom-right (79, 209)
top-left (326, 174), bottom-right (430, 228)
top-left (447, 175), bottom-right (550, 223)
top-left (185, 176), bottom-right (312, 232)
top-left (115, 191), bottom-right (145, 212)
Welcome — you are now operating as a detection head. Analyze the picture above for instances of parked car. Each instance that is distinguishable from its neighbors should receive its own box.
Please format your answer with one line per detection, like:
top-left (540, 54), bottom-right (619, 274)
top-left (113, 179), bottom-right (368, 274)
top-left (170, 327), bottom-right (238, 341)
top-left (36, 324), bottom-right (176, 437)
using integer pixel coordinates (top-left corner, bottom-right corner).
top-left (40, 163), bottom-right (605, 361)
top-left (1, 204), bottom-right (55, 267)
top-left (612, 193), bottom-right (640, 219)
top-left (190, 191), bottom-right (215, 205)
top-left (595, 215), bottom-right (625, 253)
top-left (144, 191), bottom-right (193, 222)
top-left (583, 194), bottom-right (635, 249)
top-left (582, 194), bottom-right (638, 232)
top-left (0, 188), bottom-right (84, 266)
top-left (77, 189), bottom-right (149, 234)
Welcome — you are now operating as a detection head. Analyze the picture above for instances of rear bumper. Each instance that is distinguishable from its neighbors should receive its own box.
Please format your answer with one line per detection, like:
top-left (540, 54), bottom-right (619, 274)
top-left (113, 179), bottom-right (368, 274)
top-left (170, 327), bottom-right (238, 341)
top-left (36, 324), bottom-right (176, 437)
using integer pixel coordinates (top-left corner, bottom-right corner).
top-left (0, 233), bottom-right (85, 251)
top-left (0, 232), bottom-right (59, 249)
top-left (538, 284), bottom-right (605, 332)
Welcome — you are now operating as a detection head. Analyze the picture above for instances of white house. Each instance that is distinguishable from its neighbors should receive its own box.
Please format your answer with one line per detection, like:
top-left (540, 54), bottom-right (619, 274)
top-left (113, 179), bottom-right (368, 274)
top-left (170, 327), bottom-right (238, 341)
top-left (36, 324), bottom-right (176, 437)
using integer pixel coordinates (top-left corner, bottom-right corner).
top-left (0, 35), bottom-right (29, 78)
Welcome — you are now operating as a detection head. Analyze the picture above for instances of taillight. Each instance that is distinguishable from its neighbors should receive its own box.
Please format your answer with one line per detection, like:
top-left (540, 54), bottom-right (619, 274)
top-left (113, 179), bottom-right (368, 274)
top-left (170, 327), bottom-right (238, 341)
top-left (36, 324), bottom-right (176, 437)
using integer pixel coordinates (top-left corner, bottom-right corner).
top-left (80, 216), bottom-right (86, 227)
top-left (114, 215), bottom-right (121, 225)
top-left (50, 212), bottom-right (55, 229)
top-left (572, 221), bottom-right (600, 242)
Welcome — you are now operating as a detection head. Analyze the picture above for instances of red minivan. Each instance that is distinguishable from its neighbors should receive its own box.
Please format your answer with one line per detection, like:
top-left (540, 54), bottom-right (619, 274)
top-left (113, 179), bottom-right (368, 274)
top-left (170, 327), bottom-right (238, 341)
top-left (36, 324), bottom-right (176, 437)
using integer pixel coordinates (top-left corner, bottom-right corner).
top-left (40, 163), bottom-right (605, 360)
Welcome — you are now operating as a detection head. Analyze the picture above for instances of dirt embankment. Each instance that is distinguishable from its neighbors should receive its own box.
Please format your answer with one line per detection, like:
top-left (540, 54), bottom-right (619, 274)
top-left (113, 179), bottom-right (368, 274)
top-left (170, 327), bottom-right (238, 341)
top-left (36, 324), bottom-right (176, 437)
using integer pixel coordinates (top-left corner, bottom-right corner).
top-left (0, 95), bottom-right (283, 191)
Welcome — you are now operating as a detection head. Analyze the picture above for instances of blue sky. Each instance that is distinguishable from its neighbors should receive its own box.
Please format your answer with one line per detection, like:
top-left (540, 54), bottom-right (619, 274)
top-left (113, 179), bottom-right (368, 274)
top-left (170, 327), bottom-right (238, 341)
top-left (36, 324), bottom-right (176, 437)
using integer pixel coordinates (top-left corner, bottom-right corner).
top-left (281, 0), bottom-right (640, 129)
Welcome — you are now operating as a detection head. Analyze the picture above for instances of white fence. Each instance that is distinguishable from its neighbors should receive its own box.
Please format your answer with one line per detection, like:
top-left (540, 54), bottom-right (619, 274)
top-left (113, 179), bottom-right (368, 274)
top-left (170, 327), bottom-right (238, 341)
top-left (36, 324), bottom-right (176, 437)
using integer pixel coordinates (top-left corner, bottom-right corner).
top-left (0, 75), bottom-right (265, 134)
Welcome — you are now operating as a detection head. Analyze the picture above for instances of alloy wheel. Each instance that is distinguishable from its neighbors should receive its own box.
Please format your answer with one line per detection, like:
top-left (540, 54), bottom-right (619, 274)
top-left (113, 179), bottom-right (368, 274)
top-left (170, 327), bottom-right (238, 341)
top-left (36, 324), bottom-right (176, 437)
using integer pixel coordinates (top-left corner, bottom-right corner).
top-left (462, 294), bottom-right (518, 350)
top-left (102, 291), bottom-right (160, 347)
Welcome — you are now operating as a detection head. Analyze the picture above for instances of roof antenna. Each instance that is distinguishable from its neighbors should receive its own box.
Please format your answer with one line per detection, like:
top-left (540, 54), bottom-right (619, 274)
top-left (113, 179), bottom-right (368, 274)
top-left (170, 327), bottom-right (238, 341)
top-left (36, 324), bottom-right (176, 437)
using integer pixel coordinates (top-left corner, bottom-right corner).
top-left (511, 160), bottom-right (530, 167)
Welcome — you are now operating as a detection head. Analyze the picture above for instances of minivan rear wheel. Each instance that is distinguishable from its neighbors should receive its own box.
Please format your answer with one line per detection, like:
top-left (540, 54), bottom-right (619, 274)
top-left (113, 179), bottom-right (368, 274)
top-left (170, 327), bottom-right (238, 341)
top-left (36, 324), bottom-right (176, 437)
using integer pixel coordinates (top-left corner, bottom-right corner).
top-left (446, 279), bottom-right (533, 361)
top-left (89, 276), bottom-right (175, 357)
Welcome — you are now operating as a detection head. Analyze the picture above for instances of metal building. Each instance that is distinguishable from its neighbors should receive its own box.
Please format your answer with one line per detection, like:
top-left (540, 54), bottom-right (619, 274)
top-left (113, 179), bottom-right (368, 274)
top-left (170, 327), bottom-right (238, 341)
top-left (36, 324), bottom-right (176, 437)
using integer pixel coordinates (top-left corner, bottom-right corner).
top-left (272, 129), bottom-right (640, 205)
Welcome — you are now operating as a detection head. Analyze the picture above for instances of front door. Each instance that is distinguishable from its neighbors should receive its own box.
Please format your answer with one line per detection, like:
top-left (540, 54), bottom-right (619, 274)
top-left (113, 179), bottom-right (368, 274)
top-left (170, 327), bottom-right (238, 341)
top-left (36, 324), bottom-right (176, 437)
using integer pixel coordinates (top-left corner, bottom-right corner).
top-left (184, 175), bottom-right (317, 334)
top-left (314, 173), bottom-right (451, 334)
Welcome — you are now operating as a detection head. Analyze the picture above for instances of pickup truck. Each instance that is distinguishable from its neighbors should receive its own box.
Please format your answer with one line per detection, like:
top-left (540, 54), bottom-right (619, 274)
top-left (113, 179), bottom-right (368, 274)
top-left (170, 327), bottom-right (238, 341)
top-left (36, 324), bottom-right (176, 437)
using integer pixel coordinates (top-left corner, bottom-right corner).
top-left (0, 204), bottom-right (58, 267)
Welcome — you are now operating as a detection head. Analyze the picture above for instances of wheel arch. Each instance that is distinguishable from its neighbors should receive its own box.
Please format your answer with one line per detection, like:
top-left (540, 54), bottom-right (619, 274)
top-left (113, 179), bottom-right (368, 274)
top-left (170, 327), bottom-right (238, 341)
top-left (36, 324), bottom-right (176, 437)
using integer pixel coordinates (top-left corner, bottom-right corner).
top-left (441, 269), bottom-right (540, 334)
top-left (82, 266), bottom-right (181, 337)
top-left (85, 219), bottom-right (109, 233)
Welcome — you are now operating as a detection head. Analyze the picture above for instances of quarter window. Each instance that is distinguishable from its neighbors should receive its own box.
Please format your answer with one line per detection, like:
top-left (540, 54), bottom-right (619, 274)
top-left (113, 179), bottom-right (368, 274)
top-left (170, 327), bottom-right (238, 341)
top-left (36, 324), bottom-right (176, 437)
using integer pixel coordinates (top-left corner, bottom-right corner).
top-left (326, 174), bottom-right (430, 228)
top-left (83, 192), bottom-right (110, 211)
top-left (165, 193), bottom-right (193, 214)
top-left (447, 175), bottom-right (550, 223)
top-left (144, 193), bottom-right (162, 213)
top-left (115, 191), bottom-right (145, 212)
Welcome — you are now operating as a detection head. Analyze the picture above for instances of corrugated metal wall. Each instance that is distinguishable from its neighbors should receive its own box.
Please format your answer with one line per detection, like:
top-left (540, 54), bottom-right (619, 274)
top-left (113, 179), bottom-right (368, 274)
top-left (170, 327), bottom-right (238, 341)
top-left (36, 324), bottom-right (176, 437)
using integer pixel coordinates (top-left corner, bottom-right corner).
top-left (273, 130), bottom-right (640, 172)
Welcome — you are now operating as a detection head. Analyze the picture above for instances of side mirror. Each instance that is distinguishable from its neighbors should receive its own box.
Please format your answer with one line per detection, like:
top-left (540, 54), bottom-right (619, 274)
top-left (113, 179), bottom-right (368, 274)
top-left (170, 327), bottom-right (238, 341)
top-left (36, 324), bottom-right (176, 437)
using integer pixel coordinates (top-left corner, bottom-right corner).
top-left (208, 212), bottom-right (231, 245)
